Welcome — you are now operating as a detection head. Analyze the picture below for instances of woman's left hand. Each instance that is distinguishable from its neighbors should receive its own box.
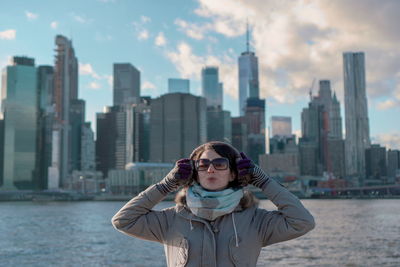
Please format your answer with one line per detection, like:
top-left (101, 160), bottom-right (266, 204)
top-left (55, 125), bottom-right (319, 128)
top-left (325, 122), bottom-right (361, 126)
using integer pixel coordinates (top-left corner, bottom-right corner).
top-left (237, 152), bottom-right (269, 188)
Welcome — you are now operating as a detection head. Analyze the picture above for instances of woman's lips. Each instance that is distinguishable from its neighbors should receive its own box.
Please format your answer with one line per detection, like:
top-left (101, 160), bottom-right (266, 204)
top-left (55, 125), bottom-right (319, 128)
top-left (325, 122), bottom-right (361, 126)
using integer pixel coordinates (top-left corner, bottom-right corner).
top-left (207, 177), bottom-right (217, 182)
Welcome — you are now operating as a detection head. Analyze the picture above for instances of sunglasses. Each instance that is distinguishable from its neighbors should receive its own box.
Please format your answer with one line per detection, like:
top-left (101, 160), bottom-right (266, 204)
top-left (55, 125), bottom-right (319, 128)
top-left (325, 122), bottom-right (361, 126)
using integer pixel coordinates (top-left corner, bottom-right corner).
top-left (195, 158), bottom-right (230, 171)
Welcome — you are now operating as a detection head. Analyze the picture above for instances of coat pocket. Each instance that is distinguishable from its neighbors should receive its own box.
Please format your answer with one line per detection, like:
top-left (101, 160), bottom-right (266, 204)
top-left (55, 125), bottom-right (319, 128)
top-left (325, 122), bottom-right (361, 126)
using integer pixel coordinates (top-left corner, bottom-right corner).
top-left (176, 238), bottom-right (189, 267)
top-left (229, 235), bottom-right (251, 267)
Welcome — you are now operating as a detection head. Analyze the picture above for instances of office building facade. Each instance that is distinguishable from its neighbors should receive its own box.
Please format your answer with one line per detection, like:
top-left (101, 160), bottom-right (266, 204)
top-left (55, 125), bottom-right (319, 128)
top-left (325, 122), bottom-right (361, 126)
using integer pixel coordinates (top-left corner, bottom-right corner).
top-left (150, 93), bottom-right (207, 163)
top-left (201, 67), bottom-right (222, 109)
top-left (343, 52), bottom-right (370, 176)
top-left (168, 78), bottom-right (190, 93)
top-left (113, 63), bottom-right (140, 106)
top-left (1, 56), bottom-right (38, 190)
top-left (54, 35), bottom-right (79, 186)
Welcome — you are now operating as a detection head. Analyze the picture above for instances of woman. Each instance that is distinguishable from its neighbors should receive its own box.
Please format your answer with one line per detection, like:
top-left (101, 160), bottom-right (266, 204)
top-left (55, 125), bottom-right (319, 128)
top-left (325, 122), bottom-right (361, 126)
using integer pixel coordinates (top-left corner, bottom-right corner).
top-left (112, 141), bottom-right (315, 266)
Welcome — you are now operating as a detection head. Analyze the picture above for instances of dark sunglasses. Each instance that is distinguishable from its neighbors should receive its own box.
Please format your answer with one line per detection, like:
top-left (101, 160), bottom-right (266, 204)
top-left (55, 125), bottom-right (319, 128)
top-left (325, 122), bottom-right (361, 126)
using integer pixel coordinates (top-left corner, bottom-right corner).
top-left (195, 158), bottom-right (229, 171)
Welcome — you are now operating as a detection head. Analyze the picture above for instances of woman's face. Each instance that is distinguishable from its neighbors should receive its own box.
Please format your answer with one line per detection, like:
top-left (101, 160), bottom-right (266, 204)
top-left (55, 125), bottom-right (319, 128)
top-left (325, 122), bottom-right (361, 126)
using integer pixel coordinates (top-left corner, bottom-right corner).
top-left (196, 149), bottom-right (235, 191)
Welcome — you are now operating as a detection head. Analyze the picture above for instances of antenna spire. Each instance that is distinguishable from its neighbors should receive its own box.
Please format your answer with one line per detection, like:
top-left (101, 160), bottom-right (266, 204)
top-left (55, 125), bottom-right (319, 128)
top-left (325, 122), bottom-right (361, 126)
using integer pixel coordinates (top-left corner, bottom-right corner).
top-left (246, 19), bottom-right (250, 52)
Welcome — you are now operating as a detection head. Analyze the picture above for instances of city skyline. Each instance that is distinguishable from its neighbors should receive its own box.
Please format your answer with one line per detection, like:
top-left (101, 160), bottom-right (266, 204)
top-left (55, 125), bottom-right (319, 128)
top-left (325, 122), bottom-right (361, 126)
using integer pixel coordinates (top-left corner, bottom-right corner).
top-left (0, 0), bottom-right (399, 149)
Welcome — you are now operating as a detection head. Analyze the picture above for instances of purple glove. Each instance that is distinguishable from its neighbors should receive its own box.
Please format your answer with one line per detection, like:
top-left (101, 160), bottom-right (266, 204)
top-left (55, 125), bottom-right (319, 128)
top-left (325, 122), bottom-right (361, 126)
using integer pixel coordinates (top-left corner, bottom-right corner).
top-left (237, 152), bottom-right (269, 189)
top-left (157, 158), bottom-right (193, 194)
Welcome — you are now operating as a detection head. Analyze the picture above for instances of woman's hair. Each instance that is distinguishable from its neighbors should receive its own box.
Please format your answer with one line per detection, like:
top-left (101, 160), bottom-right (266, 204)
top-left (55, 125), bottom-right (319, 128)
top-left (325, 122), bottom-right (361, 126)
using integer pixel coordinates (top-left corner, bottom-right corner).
top-left (188, 141), bottom-right (250, 188)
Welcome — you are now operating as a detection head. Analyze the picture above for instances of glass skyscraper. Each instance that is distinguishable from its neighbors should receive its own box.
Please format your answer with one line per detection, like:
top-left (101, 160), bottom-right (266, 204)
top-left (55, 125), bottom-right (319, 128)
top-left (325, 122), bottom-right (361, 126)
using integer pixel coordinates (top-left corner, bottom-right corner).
top-left (54, 35), bottom-right (79, 187)
top-left (1, 56), bottom-right (38, 190)
top-left (238, 26), bottom-right (259, 116)
top-left (113, 63), bottom-right (140, 106)
top-left (201, 67), bottom-right (222, 109)
top-left (168, 78), bottom-right (190, 93)
top-left (343, 52), bottom-right (370, 177)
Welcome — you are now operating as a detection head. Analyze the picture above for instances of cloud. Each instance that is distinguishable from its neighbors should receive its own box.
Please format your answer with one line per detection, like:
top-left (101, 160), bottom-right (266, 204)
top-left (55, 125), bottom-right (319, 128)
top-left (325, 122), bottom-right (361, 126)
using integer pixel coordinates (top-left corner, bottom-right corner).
top-left (372, 133), bottom-right (400, 150)
top-left (25, 11), bottom-right (38, 21)
top-left (175, 18), bottom-right (212, 40)
top-left (50, 21), bottom-right (58, 29)
top-left (87, 82), bottom-right (101, 90)
top-left (165, 42), bottom-right (237, 98)
top-left (376, 99), bottom-right (399, 110)
top-left (155, 32), bottom-right (167, 46)
top-left (95, 32), bottom-right (113, 42)
top-left (133, 16), bottom-right (151, 41)
top-left (143, 81), bottom-right (156, 89)
top-left (141, 16), bottom-right (151, 23)
top-left (71, 13), bottom-right (91, 24)
top-left (0, 29), bottom-right (16, 40)
top-left (105, 75), bottom-right (113, 87)
top-left (138, 30), bottom-right (149, 40)
top-left (186, 0), bottom-right (400, 105)
top-left (79, 63), bottom-right (101, 79)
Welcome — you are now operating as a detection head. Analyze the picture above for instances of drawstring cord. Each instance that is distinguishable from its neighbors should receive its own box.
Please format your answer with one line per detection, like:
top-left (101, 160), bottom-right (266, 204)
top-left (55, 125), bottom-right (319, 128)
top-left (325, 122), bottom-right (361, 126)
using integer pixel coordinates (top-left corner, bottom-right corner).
top-left (189, 219), bottom-right (194, 230)
top-left (232, 213), bottom-right (239, 247)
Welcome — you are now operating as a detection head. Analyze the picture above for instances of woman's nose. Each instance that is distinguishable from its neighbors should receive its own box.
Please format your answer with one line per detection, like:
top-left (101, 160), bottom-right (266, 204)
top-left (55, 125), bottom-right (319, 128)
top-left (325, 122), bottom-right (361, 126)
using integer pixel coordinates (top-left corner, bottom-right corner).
top-left (207, 164), bottom-right (216, 172)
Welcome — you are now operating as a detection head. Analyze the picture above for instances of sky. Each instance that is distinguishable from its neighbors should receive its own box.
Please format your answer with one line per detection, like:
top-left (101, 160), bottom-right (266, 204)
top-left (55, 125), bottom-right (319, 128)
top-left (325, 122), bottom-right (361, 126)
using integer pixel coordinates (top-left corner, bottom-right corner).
top-left (0, 0), bottom-right (399, 149)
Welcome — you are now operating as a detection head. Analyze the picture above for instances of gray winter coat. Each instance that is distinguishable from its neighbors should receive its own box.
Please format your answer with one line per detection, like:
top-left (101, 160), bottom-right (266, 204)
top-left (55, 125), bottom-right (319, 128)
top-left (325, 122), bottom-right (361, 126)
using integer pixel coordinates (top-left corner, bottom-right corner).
top-left (112, 178), bottom-right (315, 267)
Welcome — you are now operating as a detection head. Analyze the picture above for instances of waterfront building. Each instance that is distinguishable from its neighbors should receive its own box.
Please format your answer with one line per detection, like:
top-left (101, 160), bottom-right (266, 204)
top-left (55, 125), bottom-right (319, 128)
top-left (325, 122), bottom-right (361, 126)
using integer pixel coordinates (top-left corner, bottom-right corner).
top-left (298, 138), bottom-right (321, 176)
top-left (0, 118), bottom-right (4, 187)
top-left (261, 135), bottom-right (300, 176)
top-left (81, 122), bottom-right (96, 172)
top-left (343, 52), bottom-right (371, 177)
top-left (327, 139), bottom-right (346, 178)
top-left (70, 99), bottom-right (85, 171)
top-left (301, 80), bottom-right (345, 177)
top-left (206, 107), bottom-right (231, 142)
top-left (330, 92), bottom-right (343, 140)
top-left (113, 63), bottom-right (140, 106)
top-left (1, 56), bottom-right (38, 190)
top-left (238, 24), bottom-right (259, 116)
top-left (108, 162), bottom-right (173, 195)
top-left (231, 116), bottom-right (248, 154)
top-left (271, 116), bottom-right (292, 138)
top-left (168, 78), bottom-right (190, 93)
top-left (201, 67), bottom-right (222, 109)
top-left (36, 65), bottom-right (55, 189)
top-left (96, 107), bottom-right (117, 177)
top-left (54, 35), bottom-right (79, 187)
top-left (387, 149), bottom-right (400, 178)
top-left (244, 98), bottom-right (265, 164)
top-left (149, 93), bottom-right (207, 163)
top-left (365, 144), bottom-right (387, 180)
top-left (125, 97), bottom-right (151, 163)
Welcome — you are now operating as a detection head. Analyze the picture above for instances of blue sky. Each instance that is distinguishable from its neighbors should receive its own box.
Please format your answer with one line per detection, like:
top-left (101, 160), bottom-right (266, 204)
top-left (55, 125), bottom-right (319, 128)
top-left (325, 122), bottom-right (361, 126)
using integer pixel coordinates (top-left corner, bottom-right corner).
top-left (1, 0), bottom-right (400, 149)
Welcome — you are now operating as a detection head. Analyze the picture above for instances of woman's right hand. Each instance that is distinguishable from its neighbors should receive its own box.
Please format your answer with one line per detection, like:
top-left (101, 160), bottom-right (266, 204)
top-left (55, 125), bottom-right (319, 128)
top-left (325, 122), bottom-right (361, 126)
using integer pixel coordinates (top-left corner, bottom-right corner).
top-left (157, 158), bottom-right (193, 194)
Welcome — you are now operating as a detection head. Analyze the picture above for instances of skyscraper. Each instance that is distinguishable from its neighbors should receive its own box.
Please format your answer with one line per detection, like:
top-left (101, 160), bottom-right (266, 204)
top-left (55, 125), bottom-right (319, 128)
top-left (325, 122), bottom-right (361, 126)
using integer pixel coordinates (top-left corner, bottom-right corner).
top-left (343, 52), bottom-right (370, 177)
top-left (1, 56), bottom-right (38, 190)
top-left (81, 122), bottom-right (96, 172)
top-left (96, 107), bottom-right (117, 177)
top-left (201, 67), bottom-right (222, 109)
top-left (238, 24), bottom-right (259, 115)
top-left (168, 78), bottom-right (190, 93)
top-left (150, 93), bottom-right (207, 163)
top-left (244, 98), bottom-right (265, 164)
top-left (300, 80), bottom-right (345, 177)
top-left (36, 65), bottom-right (55, 189)
top-left (54, 35), bottom-right (79, 187)
top-left (113, 63), bottom-right (140, 106)
top-left (70, 99), bottom-right (85, 171)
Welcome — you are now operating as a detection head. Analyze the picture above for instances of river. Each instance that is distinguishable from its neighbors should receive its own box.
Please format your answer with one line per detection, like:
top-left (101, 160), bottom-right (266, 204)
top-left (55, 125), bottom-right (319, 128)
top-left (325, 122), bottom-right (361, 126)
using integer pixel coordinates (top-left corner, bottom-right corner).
top-left (1, 199), bottom-right (399, 266)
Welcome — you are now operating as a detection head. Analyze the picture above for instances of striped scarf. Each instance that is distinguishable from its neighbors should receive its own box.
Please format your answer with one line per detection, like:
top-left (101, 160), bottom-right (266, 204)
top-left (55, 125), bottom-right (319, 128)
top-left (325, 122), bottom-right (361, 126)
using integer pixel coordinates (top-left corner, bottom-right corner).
top-left (186, 184), bottom-right (244, 221)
